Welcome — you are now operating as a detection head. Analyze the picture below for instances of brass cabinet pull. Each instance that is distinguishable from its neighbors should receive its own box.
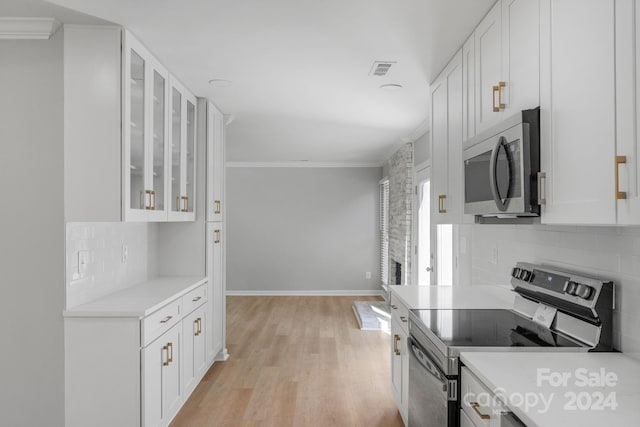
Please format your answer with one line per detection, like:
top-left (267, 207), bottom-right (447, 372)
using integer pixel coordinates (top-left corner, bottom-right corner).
top-left (167, 342), bottom-right (173, 364)
top-left (470, 402), bottom-right (491, 420)
top-left (400, 316), bottom-right (408, 323)
top-left (192, 296), bottom-right (202, 302)
top-left (438, 195), bottom-right (447, 213)
top-left (162, 344), bottom-right (170, 366)
top-left (181, 195), bottom-right (189, 212)
top-left (537, 171), bottom-right (546, 205)
top-left (214, 200), bottom-right (221, 214)
top-left (198, 318), bottom-right (202, 335)
top-left (194, 318), bottom-right (201, 336)
top-left (214, 229), bottom-right (221, 244)
top-left (144, 189), bottom-right (154, 210)
top-left (148, 190), bottom-right (156, 210)
top-left (615, 156), bottom-right (627, 200)
top-left (391, 305), bottom-right (398, 310)
top-left (160, 315), bottom-right (173, 324)
top-left (492, 85), bottom-right (500, 112)
top-left (393, 335), bottom-right (401, 356)
top-left (497, 81), bottom-right (506, 110)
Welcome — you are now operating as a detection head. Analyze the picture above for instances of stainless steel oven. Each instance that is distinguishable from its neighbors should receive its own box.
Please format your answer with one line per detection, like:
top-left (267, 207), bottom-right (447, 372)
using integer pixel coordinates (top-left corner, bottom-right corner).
top-left (463, 108), bottom-right (540, 218)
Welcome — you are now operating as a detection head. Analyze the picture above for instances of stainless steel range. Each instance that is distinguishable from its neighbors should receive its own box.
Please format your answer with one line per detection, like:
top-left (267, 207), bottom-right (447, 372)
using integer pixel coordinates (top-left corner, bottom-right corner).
top-left (407, 262), bottom-right (615, 427)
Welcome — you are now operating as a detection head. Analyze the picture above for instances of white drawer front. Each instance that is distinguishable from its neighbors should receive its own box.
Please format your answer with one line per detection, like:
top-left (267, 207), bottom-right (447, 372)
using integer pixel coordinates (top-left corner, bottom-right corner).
top-left (461, 367), bottom-right (504, 427)
top-left (390, 294), bottom-right (409, 333)
top-left (142, 300), bottom-right (181, 347)
top-left (182, 283), bottom-right (207, 315)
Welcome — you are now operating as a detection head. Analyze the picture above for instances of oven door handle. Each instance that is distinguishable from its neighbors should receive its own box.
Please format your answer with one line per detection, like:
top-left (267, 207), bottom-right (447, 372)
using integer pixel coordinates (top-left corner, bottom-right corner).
top-left (407, 336), bottom-right (447, 390)
top-left (489, 136), bottom-right (511, 212)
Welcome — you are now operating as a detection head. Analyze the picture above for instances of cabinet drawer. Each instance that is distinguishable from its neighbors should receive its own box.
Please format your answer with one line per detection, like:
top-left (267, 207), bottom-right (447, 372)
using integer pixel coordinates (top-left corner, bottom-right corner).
top-left (461, 367), bottom-right (504, 427)
top-left (182, 283), bottom-right (207, 315)
top-left (390, 294), bottom-right (409, 332)
top-left (142, 300), bottom-right (182, 347)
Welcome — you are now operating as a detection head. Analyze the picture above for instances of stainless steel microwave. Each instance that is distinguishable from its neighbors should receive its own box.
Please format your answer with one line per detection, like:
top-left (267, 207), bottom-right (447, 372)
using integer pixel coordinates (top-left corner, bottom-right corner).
top-left (463, 108), bottom-right (541, 218)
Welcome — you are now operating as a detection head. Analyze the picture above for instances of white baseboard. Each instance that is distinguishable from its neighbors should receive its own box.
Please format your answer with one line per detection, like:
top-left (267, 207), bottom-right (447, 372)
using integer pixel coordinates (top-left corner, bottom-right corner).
top-left (226, 290), bottom-right (384, 297)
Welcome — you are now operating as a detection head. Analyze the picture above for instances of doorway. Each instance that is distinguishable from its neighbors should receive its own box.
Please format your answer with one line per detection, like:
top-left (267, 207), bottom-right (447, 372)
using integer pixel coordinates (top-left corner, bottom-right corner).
top-left (415, 166), bottom-right (433, 286)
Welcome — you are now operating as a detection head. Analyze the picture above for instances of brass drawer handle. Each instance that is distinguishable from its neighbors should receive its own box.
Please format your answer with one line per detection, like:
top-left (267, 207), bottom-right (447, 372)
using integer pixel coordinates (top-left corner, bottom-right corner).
top-left (214, 200), bottom-right (221, 214)
top-left (391, 305), bottom-right (398, 310)
top-left (194, 318), bottom-right (202, 336)
top-left (167, 342), bottom-right (173, 364)
top-left (616, 156), bottom-right (627, 200)
top-left (192, 296), bottom-right (202, 302)
top-left (160, 315), bottom-right (173, 324)
top-left (470, 402), bottom-right (490, 420)
top-left (393, 335), bottom-right (401, 356)
top-left (400, 316), bottom-right (408, 323)
top-left (214, 229), bottom-right (221, 244)
top-left (438, 195), bottom-right (447, 213)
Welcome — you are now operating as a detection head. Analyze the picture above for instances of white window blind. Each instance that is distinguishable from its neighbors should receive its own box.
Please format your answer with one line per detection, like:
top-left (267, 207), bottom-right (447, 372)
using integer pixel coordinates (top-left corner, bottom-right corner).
top-left (380, 179), bottom-right (390, 286)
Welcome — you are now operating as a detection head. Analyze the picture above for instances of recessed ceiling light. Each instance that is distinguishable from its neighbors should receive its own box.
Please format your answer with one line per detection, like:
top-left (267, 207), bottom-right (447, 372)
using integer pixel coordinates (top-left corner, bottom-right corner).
top-left (379, 84), bottom-right (403, 91)
top-left (208, 79), bottom-right (233, 88)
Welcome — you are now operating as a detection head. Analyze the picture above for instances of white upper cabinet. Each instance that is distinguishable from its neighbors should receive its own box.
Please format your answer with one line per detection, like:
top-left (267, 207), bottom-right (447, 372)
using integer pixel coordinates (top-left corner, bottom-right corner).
top-left (462, 35), bottom-right (476, 142)
top-left (204, 101), bottom-right (225, 223)
top-left (474, 2), bottom-right (503, 134)
top-left (168, 79), bottom-right (197, 222)
top-left (615, 0), bottom-right (640, 225)
top-left (539, 0), bottom-right (617, 224)
top-left (123, 32), bottom-right (170, 222)
top-left (501, 0), bottom-right (540, 117)
top-left (431, 50), bottom-right (463, 224)
top-left (473, 0), bottom-right (540, 136)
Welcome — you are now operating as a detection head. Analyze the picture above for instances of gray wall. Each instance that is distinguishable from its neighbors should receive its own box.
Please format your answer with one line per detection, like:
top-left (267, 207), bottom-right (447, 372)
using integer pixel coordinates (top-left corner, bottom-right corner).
top-left (227, 167), bottom-right (382, 293)
top-left (0, 34), bottom-right (65, 426)
top-left (413, 131), bottom-right (431, 166)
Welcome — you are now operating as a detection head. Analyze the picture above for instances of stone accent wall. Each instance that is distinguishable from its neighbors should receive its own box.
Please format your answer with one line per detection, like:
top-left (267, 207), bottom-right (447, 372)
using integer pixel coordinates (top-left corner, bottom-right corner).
top-left (386, 143), bottom-right (413, 285)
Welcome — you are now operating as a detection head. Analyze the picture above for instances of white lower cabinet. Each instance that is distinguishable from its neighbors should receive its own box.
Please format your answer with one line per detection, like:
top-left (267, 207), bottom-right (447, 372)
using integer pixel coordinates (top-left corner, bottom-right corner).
top-left (390, 295), bottom-right (410, 425)
top-left (65, 279), bottom-right (213, 427)
top-left (460, 409), bottom-right (476, 427)
top-left (206, 223), bottom-right (225, 362)
top-left (182, 304), bottom-right (208, 397)
top-left (143, 323), bottom-right (183, 427)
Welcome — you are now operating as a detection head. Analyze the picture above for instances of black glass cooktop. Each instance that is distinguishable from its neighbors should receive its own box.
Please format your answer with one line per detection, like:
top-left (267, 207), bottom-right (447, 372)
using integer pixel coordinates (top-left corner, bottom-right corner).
top-left (410, 309), bottom-right (583, 348)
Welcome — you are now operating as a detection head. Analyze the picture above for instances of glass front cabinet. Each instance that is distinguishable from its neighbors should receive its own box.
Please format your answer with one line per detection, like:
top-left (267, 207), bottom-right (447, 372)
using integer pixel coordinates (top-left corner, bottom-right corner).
top-left (123, 31), bottom-right (196, 222)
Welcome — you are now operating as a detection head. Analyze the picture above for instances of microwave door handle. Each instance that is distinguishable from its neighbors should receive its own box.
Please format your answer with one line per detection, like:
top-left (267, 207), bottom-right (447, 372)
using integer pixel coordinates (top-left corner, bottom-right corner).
top-left (489, 136), bottom-right (510, 212)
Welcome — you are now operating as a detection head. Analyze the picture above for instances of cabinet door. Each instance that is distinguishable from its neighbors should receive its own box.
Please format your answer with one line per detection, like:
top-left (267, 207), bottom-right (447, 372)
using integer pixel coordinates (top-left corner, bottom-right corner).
top-left (182, 307), bottom-right (207, 397)
top-left (615, 0), bottom-right (640, 224)
top-left (431, 51), bottom-right (463, 224)
top-left (462, 35), bottom-right (476, 142)
top-left (207, 103), bottom-right (225, 222)
top-left (540, 0), bottom-right (616, 224)
top-left (142, 323), bottom-right (182, 427)
top-left (459, 409), bottom-right (475, 427)
top-left (502, 0), bottom-right (540, 116)
top-left (390, 318), bottom-right (403, 410)
top-left (206, 223), bottom-right (224, 363)
top-left (475, 2), bottom-right (503, 134)
top-left (168, 79), bottom-right (197, 222)
top-left (123, 32), bottom-right (169, 222)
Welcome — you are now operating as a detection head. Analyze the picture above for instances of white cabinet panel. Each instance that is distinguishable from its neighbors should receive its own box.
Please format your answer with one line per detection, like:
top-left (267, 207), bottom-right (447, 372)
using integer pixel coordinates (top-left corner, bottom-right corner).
top-left (206, 101), bottom-right (225, 223)
top-left (182, 306), bottom-right (207, 398)
top-left (206, 223), bottom-right (225, 363)
top-left (502, 0), bottom-right (540, 117)
top-left (462, 35), bottom-right (476, 142)
top-left (540, 0), bottom-right (616, 224)
top-left (431, 50), bottom-right (463, 224)
top-left (475, 2), bottom-right (503, 134)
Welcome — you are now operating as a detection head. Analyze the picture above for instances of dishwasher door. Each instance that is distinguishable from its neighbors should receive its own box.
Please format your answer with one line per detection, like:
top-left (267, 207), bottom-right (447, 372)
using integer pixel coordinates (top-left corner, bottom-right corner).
top-left (407, 336), bottom-right (457, 427)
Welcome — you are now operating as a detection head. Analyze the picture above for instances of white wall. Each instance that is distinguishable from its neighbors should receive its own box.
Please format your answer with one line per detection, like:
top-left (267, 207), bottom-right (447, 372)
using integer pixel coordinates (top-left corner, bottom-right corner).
top-left (462, 224), bottom-right (640, 359)
top-left (226, 166), bottom-right (382, 294)
top-left (413, 131), bottom-right (430, 167)
top-left (0, 33), bottom-right (65, 426)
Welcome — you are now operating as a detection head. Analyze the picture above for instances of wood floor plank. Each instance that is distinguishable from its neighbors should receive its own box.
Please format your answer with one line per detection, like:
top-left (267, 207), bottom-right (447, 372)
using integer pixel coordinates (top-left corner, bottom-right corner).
top-left (170, 296), bottom-right (404, 427)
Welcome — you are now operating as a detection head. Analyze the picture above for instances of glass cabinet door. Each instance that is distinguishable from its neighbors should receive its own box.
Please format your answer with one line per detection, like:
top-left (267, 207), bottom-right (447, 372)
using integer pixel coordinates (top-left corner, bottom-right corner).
top-left (170, 87), bottom-right (183, 215)
top-left (185, 100), bottom-right (196, 214)
top-left (151, 70), bottom-right (167, 213)
top-left (129, 49), bottom-right (146, 211)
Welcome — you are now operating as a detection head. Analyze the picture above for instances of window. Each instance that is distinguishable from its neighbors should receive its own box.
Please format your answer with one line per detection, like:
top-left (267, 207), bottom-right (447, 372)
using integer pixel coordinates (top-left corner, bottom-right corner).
top-left (379, 179), bottom-right (389, 286)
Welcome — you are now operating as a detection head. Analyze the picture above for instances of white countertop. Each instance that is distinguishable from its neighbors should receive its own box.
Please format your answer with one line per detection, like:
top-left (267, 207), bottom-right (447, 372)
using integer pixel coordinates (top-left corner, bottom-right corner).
top-left (460, 352), bottom-right (640, 427)
top-left (63, 276), bottom-right (207, 318)
top-left (390, 284), bottom-right (515, 309)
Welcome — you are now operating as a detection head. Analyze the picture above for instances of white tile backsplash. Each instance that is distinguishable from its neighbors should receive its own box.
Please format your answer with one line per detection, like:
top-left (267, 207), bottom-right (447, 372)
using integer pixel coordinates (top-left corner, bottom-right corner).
top-left (462, 224), bottom-right (640, 360)
top-left (65, 222), bottom-right (155, 309)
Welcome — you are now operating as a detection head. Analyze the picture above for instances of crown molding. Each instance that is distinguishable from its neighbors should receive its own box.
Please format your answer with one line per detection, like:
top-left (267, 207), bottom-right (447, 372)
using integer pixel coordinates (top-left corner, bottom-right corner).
top-left (0, 17), bottom-right (61, 40)
top-left (226, 161), bottom-right (383, 168)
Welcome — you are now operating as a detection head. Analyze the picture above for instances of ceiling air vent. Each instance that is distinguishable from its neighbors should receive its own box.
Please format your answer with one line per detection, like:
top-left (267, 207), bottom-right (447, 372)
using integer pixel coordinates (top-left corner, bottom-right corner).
top-left (369, 61), bottom-right (396, 77)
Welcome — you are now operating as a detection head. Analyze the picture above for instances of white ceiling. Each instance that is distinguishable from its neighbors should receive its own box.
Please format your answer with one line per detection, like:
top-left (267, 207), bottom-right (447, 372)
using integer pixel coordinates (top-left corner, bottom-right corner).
top-left (10, 0), bottom-right (495, 163)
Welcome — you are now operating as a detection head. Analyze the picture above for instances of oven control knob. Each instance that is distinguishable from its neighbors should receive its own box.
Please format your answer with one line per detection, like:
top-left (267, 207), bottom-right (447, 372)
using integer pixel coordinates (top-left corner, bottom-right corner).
top-left (575, 284), bottom-right (593, 299)
top-left (512, 268), bottom-right (521, 279)
top-left (565, 281), bottom-right (578, 295)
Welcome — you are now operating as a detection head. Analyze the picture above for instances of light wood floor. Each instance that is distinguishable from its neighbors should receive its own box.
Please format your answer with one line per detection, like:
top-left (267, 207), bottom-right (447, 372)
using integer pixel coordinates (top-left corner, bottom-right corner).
top-left (170, 295), bottom-right (404, 427)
